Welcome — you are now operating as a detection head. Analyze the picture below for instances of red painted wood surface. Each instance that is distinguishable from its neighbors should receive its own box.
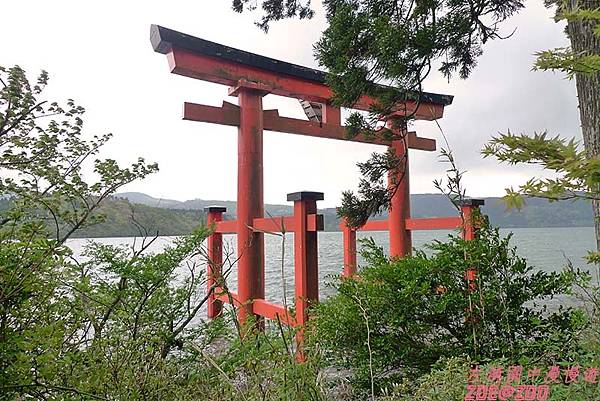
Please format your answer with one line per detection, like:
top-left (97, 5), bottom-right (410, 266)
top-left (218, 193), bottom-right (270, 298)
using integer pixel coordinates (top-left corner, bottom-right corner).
top-left (215, 215), bottom-right (323, 234)
top-left (206, 209), bottom-right (224, 318)
top-left (236, 88), bottom-right (265, 326)
top-left (215, 219), bottom-right (237, 234)
top-left (406, 217), bottom-right (462, 231)
top-left (154, 32), bottom-right (458, 359)
top-left (215, 289), bottom-right (240, 306)
top-left (215, 294), bottom-right (296, 326)
top-left (343, 216), bottom-right (464, 233)
top-left (461, 204), bottom-right (478, 292)
top-left (168, 47), bottom-right (445, 120)
top-left (252, 214), bottom-right (323, 233)
top-left (183, 102), bottom-right (436, 151)
top-left (293, 198), bottom-right (319, 325)
top-left (323, 104), bottom-right (341, 125)
top-left (292, 194), bottom-right (320, 361)
top-left (342, 218), bottom-right (357, 277)
top-left (388, 135), bottom-right (412, 258)
top-left (358, 220), bottom-right (389, 231)
top-left (461, 204), bottom-right (476, 241)
top-left (253, 299), bottom-right (296, 326)
top-left (340, 207), bottom-right (482, 278)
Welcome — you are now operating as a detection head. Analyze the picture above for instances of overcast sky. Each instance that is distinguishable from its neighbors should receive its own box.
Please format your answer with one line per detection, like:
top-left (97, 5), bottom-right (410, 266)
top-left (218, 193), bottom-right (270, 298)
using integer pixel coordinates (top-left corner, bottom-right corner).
top-left (1, 1), bottom-right (580, 207)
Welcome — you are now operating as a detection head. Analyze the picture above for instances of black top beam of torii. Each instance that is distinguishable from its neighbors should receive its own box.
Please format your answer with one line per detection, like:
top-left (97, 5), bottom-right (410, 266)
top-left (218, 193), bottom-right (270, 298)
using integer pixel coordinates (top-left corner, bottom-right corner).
top-left (150, 24), bottom-right (453, 120)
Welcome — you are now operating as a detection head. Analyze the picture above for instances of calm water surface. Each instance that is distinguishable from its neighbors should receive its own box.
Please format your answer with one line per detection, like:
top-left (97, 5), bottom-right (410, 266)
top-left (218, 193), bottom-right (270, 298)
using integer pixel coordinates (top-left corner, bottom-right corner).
top-left (67, 227), bottom-right (597, 304)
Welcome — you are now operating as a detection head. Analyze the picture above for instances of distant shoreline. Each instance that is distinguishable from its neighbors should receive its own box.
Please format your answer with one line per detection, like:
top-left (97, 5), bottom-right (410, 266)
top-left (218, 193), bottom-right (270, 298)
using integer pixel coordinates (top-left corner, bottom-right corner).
top-left (24, 192), bottom-right (589, 239)
top-left (68, 225), bottom-right (595, 240)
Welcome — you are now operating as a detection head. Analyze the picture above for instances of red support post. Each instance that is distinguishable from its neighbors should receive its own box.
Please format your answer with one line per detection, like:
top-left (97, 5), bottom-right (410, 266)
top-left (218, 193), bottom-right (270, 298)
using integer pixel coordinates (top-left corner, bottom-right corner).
top-left (288, 191), bottom-right (323, 360)
top-left (458, 199), bottom-right (485, 240)
top-left (233, 85), bottom-right (267, 326)
top-left (205, 206), bottom-right (226, 318)
top-left (458, 199), bottom-right (485, 292)
top-left (342, 218), bottom-right (357, 277)
top-left (323, 104), bottom-right (341, 126)
top-left (388, 122), bottom-right (412, 258)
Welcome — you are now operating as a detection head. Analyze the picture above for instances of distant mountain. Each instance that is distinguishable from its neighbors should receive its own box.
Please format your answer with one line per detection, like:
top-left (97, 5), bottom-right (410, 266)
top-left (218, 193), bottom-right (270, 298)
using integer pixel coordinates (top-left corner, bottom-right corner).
top-left (114, 192), bottom-right (184, 209)
top-left (3, 192), bottom-right (590, 239)
top-left (0, 196), bottom-right (204, 239)
top-left (72, 198), bottom-right (204, 238)
top-left (115, 192), bottom-right (294, 220)
top-left (411, 194), bottom-right (593, 228)
top-left (116, 192), bottom-right (594, 230)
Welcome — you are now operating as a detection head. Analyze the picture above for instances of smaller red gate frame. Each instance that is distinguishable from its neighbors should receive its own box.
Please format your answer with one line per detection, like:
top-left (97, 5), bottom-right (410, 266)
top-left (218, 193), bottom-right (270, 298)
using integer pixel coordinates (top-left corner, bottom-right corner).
top-left (204, 192), bottom-right (324, 337)
top-left (205, 196), bottom-right (484, 325)
top-left (341, 198), bottom-right (485, 277)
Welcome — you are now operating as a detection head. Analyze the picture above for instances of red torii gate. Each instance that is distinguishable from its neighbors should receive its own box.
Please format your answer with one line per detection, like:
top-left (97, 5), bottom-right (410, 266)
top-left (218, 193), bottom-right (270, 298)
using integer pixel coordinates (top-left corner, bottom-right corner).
top-left (150, 25), bottom-right (483, 336)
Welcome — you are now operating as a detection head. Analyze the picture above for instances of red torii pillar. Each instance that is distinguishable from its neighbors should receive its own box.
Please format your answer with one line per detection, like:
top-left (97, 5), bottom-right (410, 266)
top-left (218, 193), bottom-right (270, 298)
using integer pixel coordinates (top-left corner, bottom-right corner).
top-left (388, 131), bottom-right (412, 258)
top-left (232, 84), bottom-right (267, 324)
top-left (205, 205), bottom-right (226, 318)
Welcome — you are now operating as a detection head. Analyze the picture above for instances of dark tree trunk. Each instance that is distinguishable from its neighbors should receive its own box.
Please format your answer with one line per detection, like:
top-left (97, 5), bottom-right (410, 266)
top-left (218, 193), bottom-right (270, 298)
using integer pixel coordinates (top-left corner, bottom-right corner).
top-left (567, 0), bottom-right (600, 250)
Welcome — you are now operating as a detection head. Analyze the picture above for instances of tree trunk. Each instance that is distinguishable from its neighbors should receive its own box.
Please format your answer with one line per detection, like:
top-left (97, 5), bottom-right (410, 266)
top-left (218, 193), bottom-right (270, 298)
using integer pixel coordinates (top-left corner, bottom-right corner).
top-left (567, 0), bottom-right (600, 250)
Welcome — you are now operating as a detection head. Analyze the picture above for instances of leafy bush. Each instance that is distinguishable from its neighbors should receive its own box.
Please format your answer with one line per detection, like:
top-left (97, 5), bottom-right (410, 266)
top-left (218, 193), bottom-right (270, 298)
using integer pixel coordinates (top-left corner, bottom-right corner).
top-left (0, 64), bottom-right (157, 400)
top-left (380, 357), bottom-right (470, 401)
top-left (310, 224), bottom-right (587, 394)
top-left (204, 318), bottom-right (326, 401)
top-left (0, 65), bottom-right (325, 401)
top-left (1, 225), bottom-right (326, 400)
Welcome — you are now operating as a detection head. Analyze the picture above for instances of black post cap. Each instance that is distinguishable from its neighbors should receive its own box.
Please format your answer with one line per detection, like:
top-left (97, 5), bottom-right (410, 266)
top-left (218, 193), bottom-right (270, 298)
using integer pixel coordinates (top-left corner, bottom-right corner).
top-left (204, 205), bottom-right (227, 213)
top-left (287, 191), bottom-right (325, 202)
top-left (456, 199), bottom-right (485, 207)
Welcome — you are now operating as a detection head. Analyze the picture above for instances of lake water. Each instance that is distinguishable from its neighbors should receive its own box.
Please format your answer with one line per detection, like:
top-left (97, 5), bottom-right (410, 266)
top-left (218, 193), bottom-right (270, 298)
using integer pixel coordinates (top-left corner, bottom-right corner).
top-left (67, 227), bottom-right (597, 304)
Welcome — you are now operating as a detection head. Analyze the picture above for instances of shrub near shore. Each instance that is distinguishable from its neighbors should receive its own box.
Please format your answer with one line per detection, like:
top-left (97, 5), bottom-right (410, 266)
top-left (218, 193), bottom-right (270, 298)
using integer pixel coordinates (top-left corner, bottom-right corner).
top-left (310, 224), bottom-right (589, 397)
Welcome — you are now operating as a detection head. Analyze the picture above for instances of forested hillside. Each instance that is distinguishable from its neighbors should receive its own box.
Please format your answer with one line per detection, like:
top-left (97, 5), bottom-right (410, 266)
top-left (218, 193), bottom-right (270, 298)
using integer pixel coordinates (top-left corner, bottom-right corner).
top-left (117, 192), bottom-right (594, 232)
top-left (3, 193), bottom-right (588, 239)
top-left (0, 197), bottom-right (204, 238)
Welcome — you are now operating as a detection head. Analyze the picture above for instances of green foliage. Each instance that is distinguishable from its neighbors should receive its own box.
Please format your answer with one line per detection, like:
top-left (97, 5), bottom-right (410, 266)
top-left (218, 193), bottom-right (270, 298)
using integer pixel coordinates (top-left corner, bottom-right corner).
top-left (380, 357), bottom-right (471, 401)
top-left (315, 0), bottom-right (523, 108)
top-left (433, 145), bottom-right (467, 209)
top-left (67, 192), bottom-right (599, 234)
top-left (534, 47), bottom-right (600, 77)
top-left (535, 3), bottom-right (600, 77)
top-left (1, 229), bottom-right (213, 400)
top-left (232, 0), bottom-right (314, 31)
top-left (203, 319), bottom-right (326, 401)
top-left (1, 221), bottom-right (325, 400)
top-left (72, 197), bottom-right (203, 238)
top-left (482, 130), bottom-right (600, 263)
top-left (0, 65), bottom-right (164, 399)
top-left (482, 131), bottom-right (600, 205)
top-left (311, 225), bottom-right (586, 395)
top-left (316, 0), bottom-right (523, 225)
top-left (232, 0), bottom-right (525, 93)
top-left (0, 65), bottom-right (326, 400)
top-left (0, 196), bottom-right (204, 238)
top-left (0, 65), bottom-right (158, 242)
top-left (232, 1), bottom-right (600, 235)
top-left (337, 148), bottom-right (401, 228)
top-left (483, 3), bottom-right (600, 257)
